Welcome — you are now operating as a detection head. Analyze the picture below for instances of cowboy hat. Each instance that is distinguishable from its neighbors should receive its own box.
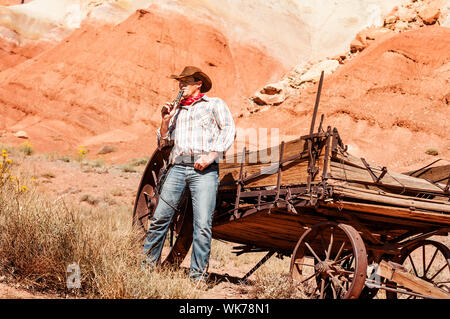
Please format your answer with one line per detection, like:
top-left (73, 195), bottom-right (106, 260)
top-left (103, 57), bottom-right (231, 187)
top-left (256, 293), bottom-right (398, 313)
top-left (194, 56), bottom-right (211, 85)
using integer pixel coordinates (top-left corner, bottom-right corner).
top-left (169, 66), bottom-right (212, 93)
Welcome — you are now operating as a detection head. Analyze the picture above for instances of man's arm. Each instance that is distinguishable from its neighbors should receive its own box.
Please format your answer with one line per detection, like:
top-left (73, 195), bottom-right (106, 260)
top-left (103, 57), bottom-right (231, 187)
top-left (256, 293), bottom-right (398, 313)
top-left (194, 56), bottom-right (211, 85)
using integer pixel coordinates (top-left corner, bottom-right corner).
top-left (210, 98), bottom-right (236, 156)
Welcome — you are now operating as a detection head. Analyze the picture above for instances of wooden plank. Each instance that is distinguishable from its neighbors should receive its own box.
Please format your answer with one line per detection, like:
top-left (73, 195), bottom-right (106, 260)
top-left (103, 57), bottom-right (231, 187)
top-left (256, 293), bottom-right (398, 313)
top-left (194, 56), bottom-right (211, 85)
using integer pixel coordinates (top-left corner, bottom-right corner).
top-left (220, 137), bottom-right (307, 169)
top-left (330, 161), bottom-right (443, 194)
top-left (321, 201), bottom-right (450, 226)
top-left (219, 158), bottom-right (312, 189)
top-left (331, 152), bottom-right (445, 194)
top-left (332, 186), bottom-right (450, 213)
top-left (219, 151), bottom-right (326, 189)
top-left (377, 260), bottom-right (450, 299)
top-left (316, 207), bottom-right (441, 230)
top-left (333, 184), bottom-right (449, 206)
top-left (403, 163), bottom-right (450, 183)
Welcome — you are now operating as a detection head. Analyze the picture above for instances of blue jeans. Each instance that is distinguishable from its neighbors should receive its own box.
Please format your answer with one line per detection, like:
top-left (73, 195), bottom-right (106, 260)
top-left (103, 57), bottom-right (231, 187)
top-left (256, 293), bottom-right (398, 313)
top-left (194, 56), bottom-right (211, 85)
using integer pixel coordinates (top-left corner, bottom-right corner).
top-left (143, 164), bottom-right (219, 281)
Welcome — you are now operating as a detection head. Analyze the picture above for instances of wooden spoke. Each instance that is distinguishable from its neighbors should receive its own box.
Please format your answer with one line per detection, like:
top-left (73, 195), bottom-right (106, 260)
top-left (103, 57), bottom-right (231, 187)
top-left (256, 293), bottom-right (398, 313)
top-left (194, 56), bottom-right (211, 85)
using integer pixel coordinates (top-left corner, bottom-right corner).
top-left (333, 241), bottom-right (346, 262)
top-left (429, 264), bottom-right (447, 282)
top-left (319, 278), bottom-right (325, 299)
top-left (328, 272), bottom-right (347, 292)
top-left (320, 232), bottom-right (327, 257)
top-left (333, 253), bottom-right (352, 265)
top-left (301, 272), bottom-right (320, 284)
top-left (408, 255), bottom-right (419, 278)
top-left (326, 230), bottom-right (334, 260)
top-left (422, 245), bottom-right (426, 277)
top-left (330, 280), bottom-right (337, 299)
top-left (424, 247), bottom-right (439, 278)
top-left (305, 242), bottom-right (322, 263)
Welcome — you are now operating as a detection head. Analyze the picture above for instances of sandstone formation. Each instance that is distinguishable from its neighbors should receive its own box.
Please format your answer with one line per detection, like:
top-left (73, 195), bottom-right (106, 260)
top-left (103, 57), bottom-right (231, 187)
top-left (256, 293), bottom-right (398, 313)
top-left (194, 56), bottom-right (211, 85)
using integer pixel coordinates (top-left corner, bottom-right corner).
top-left (0, 0), bottom-right (448, 172)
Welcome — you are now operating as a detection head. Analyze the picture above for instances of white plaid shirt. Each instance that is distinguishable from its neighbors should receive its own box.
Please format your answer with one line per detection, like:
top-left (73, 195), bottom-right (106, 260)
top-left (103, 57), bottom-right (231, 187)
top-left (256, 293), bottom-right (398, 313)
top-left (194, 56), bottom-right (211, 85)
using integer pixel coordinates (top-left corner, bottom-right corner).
top-left (156, 95), bottom-right (236, 164)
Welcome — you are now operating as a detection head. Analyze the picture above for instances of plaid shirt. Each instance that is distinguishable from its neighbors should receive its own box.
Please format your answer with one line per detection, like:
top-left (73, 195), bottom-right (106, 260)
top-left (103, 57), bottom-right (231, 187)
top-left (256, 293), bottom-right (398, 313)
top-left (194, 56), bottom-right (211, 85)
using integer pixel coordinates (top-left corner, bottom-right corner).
top-left (156, 95), bottom-right (236, 164)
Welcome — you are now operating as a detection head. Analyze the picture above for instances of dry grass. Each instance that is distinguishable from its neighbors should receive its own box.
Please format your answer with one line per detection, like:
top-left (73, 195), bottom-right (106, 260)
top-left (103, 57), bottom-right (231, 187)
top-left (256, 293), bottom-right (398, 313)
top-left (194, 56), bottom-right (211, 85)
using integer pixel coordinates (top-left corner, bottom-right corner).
top-left (0, 154), bottom-right (206, 298)
top-left (246, 272), bottom-right (306, 299)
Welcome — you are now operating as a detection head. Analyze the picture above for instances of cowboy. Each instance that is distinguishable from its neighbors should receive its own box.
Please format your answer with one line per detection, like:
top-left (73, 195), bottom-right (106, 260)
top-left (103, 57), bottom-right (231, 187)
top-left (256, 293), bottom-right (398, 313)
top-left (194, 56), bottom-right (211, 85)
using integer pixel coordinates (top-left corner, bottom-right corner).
top-left (143, 66), bottom-right (236, 282)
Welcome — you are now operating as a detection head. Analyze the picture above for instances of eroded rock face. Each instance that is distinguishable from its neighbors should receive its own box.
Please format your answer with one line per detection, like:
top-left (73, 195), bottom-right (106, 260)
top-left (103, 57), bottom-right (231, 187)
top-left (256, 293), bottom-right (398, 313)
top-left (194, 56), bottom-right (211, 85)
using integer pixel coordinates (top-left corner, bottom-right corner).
top-left (0, 0), bottom-right (405, 68)
top-left (350, 0), bottom-right (448, 54)
top-left (0, 6), bottom-right (285, 160)
top-left (418, 6), bottom-right (441, 24)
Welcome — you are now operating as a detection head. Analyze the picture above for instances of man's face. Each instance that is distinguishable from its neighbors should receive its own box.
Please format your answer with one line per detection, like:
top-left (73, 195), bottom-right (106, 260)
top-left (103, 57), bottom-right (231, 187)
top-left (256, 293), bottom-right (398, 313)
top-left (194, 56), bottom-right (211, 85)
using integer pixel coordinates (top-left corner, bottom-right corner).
top-left (178, 76), bottom-right (202, 97)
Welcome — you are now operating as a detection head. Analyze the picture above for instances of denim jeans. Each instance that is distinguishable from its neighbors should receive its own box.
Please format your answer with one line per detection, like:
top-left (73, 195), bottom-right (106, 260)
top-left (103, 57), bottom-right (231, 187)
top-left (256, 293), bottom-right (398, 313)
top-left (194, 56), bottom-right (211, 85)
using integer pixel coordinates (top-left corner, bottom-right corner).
top-left (143, 164), bottom-right (219, 281)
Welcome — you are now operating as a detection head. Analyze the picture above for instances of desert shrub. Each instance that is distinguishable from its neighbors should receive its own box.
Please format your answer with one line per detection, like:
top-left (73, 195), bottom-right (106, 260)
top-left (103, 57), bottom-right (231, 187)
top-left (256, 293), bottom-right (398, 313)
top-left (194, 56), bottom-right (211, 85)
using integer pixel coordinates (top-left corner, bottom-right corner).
top-left (75, 146), bottom-right (88, 162)
top-left (58, 155), bottom-right (72, 163)
top-left (79, 194), bottom-right (100, 205)
top-left (131, 157), bottom-right (149, 166)
top-left (41, 172), bottom-right (56, 179)
top-left (19, 141), bottom-right (34, 156)
top-left (111, 188), bottom-right (123, 197)
top-left (120, 164), bottom-right (137, 173)
top-left (246, 272), bottom-right (306, 299)
top-left (0, 151), bottom-right (205, 298)
top-left (425, 148), bottom-right (439, 156)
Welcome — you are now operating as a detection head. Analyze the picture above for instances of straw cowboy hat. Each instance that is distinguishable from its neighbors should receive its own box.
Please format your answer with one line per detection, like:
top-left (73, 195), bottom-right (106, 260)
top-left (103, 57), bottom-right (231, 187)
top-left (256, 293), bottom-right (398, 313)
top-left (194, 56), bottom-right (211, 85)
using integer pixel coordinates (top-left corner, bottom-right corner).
top-left (170, 66), bottom-right (212, 93)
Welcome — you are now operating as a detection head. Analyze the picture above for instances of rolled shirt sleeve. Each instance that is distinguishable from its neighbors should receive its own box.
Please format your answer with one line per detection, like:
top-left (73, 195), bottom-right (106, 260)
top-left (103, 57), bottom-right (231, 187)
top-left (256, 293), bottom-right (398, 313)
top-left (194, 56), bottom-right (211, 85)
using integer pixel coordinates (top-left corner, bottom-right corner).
top-left (156, 118), bottom-right (175, 150)
top-left (211, 99), bottom-right (236, 154)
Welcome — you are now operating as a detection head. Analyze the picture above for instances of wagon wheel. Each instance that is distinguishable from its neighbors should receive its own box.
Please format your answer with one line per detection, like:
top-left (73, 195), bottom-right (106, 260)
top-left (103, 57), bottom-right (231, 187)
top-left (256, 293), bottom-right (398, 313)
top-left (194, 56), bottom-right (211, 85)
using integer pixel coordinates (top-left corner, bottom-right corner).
top-left (386, 240), bottom-right (450, 299)
top-left (290, 221), bottom-right (368, 299)
top-left (132, 146), bottom-right (193, 266)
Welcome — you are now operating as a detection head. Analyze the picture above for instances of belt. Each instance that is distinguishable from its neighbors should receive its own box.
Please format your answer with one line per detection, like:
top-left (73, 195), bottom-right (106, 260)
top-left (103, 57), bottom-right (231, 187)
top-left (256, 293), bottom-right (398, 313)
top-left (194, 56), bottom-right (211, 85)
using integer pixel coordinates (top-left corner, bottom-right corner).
top-left (173, 154), bottom-right (218, 167)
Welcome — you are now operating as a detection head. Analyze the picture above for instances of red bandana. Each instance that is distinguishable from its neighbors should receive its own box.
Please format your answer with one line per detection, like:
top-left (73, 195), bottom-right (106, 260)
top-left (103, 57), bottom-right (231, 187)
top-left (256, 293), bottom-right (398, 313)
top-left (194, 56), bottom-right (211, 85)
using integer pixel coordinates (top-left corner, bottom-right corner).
top-left (180, 93), bottom-right (205, 106)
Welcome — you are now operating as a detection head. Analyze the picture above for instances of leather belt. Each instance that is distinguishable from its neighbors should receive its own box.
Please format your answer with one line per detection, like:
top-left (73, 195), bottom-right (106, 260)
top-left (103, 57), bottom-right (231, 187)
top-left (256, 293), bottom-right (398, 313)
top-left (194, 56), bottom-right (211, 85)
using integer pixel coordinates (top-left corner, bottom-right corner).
top-left (173, 154), bottom-right (218, 167)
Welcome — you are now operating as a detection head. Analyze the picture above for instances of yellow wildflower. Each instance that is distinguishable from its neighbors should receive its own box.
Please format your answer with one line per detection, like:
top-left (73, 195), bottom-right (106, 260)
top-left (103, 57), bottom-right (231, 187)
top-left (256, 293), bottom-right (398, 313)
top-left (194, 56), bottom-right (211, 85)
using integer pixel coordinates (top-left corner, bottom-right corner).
top-left (20, 185), bottom-right (28, 192)
top-left (6, 159), bottom-right (12, 164)
top-left (10, 176), bottom-right (14, 182)
top-left (2, 153), bottom-right (7, 158)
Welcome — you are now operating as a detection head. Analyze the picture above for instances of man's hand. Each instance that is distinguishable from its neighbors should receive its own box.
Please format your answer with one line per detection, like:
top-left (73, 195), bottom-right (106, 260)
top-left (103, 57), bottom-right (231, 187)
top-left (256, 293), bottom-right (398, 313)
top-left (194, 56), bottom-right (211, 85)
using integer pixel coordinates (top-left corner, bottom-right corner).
top-left (161, 102), bottom-right (177, 122)
top-left (160, 102), bottom-right (178, 137)
top-left (194, 152), bottom-right (218, 171)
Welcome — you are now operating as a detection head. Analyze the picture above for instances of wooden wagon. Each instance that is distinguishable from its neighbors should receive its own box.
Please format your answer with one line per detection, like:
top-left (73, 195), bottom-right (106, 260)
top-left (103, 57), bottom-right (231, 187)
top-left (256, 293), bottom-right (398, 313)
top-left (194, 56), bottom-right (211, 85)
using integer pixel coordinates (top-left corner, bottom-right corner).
top-left (133, 73), bottom-right (450, 299)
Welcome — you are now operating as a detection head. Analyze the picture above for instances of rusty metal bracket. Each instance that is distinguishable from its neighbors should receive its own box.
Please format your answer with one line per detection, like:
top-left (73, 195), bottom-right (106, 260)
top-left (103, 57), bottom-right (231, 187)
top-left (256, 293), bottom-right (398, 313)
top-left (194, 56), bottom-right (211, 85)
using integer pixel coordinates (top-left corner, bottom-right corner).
top-left (233, 147), bottom-right (246, 219)
top-left (361, 158), bottom-right (387, 184)
top-left (424, 177), bottom-right (450, 194)
top-left (270, 141), bottom-right (285, 213)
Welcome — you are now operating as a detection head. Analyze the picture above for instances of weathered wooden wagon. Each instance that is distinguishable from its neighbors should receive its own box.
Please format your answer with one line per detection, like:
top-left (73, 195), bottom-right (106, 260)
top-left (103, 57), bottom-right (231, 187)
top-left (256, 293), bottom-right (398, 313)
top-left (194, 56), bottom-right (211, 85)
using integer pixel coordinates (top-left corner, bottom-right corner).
top-left (133, 73), bottom-right (450, 299)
